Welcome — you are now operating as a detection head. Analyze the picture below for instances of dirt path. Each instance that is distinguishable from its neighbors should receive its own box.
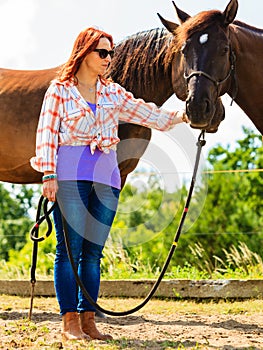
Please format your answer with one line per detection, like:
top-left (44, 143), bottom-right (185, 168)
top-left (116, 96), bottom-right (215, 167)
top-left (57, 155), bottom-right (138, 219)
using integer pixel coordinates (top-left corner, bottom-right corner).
top-left (0, 296), bottom-right (262, 349)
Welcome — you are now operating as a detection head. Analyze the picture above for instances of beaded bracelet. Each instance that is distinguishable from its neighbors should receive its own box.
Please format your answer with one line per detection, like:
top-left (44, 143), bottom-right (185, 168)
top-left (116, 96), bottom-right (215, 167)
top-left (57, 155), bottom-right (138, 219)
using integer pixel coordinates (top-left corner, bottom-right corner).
top-left (42, 174), bottom-right (57, 182)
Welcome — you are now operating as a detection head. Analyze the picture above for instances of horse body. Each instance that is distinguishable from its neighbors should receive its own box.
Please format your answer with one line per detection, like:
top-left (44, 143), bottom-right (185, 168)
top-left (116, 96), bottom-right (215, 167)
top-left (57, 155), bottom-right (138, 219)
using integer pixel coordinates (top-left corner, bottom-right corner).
top-left (230, 22), bottom-right (263, 133)
top-left (0, 67), bottom-right (56, 183)
top-left (160, 0), bottom-right (263, 134)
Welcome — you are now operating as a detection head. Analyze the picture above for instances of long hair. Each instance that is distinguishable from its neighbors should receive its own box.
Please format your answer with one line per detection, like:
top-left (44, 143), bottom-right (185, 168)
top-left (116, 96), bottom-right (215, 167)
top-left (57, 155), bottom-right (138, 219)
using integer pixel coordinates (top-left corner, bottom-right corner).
top-left (57, 27), bottom-right (114, 84)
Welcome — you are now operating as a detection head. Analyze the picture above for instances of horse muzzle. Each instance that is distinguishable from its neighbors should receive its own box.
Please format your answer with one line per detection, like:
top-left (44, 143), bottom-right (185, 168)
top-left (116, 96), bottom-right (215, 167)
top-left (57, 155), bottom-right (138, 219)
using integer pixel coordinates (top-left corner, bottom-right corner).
top-left (186, 95), bottom-right (225, 133)
top-left (186, 96), bottom-right (215, 130)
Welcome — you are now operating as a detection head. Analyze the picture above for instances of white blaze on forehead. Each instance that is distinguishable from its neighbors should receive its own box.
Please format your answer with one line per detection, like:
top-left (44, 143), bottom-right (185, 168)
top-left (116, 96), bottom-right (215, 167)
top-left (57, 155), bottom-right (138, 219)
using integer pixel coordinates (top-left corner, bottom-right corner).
top-left (199, 33), bottom-right (209, 44)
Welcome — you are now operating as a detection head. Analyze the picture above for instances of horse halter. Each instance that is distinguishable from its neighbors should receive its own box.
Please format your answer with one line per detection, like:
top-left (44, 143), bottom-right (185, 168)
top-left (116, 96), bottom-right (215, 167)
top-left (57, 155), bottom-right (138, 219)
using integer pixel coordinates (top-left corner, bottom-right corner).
top-left (184, 47), bottom-right (237, 104)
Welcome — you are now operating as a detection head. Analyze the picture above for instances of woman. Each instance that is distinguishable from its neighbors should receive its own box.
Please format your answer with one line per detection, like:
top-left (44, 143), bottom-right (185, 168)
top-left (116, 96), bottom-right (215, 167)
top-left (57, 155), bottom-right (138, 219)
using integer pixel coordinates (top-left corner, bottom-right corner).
top-left (30, 27), bottom-right (188, 341)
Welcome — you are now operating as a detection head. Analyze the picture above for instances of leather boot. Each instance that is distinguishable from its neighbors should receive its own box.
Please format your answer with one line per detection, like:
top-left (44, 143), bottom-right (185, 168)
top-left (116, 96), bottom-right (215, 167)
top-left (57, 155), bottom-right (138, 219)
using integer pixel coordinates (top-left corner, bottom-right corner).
top-left (80, 311), bottom-right (113, 340)
top-left (62, 312), bottom-right (91, 340)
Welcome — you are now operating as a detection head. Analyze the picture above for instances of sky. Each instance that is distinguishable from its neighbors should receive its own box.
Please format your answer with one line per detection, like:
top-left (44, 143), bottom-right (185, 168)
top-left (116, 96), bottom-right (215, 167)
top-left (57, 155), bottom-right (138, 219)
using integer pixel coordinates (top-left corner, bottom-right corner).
top-left (0, 0), bottom-right (262, 181)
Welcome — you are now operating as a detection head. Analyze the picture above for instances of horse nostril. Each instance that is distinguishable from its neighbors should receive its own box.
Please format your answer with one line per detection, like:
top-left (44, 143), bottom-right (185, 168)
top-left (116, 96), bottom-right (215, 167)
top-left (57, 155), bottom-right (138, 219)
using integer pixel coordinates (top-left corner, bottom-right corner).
top-left (204, 99), bottom-right (211, 114)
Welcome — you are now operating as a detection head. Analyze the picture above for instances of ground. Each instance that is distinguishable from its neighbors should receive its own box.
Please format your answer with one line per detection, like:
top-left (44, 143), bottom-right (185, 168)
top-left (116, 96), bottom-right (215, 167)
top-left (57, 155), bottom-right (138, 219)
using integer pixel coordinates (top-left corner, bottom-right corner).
top-left (0, 296), bottom-right (262, 349)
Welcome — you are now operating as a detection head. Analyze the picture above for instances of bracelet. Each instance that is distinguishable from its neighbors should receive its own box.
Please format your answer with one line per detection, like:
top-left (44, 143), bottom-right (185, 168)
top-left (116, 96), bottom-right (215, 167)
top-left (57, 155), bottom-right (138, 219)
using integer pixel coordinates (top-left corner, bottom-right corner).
top-left (42, 174), bottom-right (57, 182)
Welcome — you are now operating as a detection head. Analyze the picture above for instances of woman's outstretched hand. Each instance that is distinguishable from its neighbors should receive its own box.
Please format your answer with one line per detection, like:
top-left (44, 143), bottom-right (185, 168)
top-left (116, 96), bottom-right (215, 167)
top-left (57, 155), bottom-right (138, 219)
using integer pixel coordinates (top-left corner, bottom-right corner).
top-left (179, 109), bottom-right (190, 123)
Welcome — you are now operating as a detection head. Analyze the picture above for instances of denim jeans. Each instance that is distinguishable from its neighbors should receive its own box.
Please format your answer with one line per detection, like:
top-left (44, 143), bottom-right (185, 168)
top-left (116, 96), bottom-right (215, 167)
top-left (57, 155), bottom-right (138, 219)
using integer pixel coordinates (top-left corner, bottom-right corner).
top-left (53, 181), bottom-right (120, 315)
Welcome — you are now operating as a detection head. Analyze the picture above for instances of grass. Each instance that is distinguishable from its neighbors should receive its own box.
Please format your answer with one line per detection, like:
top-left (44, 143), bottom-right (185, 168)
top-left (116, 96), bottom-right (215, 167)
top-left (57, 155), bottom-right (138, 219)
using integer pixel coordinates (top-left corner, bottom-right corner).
top-left (1, 240), bottom-right (263, 281)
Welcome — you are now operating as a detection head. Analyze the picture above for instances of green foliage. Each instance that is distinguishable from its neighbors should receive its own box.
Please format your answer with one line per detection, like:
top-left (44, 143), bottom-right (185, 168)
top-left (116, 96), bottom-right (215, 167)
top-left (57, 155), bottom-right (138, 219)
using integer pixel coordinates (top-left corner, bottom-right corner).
top-left (1, 228), bottom-right (56, 279)
top-left (0, 184), bottom-right (30, 220)
top-left (185, 127), bottom-right (263, 263)
top-left (0, 184), bottom-right (39, 260)
top-left (189, 241), bottom-right (263, 279)
top-left (0, 218), bottom-right (33, 260)
top-left (102, 238), bottom-right (263, 279)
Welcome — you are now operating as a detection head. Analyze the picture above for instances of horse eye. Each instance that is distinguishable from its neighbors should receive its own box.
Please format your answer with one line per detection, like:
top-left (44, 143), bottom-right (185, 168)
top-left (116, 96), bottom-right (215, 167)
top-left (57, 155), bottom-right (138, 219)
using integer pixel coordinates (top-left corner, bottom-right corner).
top-left (222, 46), bottom-right (229, 55)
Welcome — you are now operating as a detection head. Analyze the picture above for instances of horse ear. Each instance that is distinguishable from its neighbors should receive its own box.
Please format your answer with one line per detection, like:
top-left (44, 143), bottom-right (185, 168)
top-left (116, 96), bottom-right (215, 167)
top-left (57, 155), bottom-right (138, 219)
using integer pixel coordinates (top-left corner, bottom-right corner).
top-left (157, 13), bottom-right (178, 33)
top-left (172, 1), bottom-right (190, 24)
top-left (223, 0), bottom-right (238, 25)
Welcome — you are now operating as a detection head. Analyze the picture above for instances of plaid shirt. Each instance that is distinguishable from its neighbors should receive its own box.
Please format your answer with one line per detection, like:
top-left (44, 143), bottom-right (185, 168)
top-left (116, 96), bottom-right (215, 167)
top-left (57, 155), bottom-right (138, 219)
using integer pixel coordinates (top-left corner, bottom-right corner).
top-left (30, 78), bottom-right (183, 172)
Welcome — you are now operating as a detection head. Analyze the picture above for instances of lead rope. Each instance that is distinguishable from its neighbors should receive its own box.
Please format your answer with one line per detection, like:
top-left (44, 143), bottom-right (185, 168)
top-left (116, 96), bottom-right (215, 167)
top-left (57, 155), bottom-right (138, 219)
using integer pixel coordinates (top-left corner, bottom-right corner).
top-left (28, 130), bottom-right (206, 318)
top-left (28, 199), bottom-right (57, 320)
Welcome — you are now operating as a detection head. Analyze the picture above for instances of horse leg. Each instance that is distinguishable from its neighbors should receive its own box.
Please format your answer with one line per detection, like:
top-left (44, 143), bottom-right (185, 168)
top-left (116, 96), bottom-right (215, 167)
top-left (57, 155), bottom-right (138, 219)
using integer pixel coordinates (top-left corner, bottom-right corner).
top-left (118, 124), bottom-right (152, 189)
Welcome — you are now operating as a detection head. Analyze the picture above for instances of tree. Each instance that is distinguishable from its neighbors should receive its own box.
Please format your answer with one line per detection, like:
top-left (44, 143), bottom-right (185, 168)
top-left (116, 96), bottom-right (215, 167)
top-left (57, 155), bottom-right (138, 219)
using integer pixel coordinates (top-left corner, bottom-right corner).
top-left (0, 184), bottom-right (38, 260)
top-left (184, 127), bottom-right (263, 263)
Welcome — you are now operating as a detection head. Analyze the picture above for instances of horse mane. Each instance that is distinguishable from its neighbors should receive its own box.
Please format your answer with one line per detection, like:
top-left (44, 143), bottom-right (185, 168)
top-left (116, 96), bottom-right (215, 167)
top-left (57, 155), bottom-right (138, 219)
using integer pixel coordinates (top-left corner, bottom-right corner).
top-left (108, 28), bottom-right (172, 96)
top-left (233, 20), bottom-right (263, 34)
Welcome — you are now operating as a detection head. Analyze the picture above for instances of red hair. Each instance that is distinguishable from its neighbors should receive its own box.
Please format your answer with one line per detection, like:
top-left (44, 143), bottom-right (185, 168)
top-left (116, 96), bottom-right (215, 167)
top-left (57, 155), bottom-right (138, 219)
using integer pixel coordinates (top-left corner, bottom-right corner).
top-left (57, 27), bottom-right (114, 83)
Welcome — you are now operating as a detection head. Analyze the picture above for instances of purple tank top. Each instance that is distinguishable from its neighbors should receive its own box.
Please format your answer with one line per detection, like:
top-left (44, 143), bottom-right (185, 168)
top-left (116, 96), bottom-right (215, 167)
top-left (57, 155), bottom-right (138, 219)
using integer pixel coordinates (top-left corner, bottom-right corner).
top-left (56, 102), bottom-right (121, 189)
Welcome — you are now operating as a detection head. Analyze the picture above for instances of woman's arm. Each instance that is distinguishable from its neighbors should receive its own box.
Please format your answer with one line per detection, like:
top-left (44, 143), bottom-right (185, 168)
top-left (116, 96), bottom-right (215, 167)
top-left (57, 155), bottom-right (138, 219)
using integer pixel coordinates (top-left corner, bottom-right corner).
top-left (117, 84), bottom-right (188, 130)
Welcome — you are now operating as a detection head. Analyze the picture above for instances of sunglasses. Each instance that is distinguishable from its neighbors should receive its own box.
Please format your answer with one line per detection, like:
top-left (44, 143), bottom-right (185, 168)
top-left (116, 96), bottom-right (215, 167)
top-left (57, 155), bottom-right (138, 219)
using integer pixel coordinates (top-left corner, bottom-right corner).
top-left (94, 48), bottom-right (114, 59)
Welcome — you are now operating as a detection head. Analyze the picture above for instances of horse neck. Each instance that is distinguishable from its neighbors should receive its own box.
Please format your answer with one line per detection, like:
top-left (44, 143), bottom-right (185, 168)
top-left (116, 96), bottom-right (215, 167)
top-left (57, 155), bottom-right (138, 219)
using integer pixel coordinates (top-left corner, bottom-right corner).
top-left (109, 28), bottom-right (174, 106)
top-left (229, 24), bottom-right (263, 133)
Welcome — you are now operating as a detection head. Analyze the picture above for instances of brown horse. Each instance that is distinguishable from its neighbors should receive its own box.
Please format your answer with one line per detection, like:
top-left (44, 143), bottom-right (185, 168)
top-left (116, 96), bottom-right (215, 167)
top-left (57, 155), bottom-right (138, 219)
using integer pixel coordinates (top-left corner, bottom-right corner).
top-left (0, 28), bottom-right (225, 187)
top-left (159, 0), bottom-right (263, 134)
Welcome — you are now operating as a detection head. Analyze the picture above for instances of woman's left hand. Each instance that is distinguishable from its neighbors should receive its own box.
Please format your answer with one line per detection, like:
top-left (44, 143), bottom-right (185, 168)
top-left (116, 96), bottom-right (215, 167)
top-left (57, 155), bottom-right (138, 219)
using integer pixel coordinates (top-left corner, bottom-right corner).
top-left (42, 179), bottom-right (58, 202)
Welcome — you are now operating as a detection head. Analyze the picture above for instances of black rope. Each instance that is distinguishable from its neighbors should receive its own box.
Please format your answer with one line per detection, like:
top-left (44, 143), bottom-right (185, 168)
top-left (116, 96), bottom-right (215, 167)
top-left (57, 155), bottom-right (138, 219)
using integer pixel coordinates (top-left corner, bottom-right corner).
top-left (30, 199), bottom-right (57, 279)
top-left (29, 130), bottom-right (206, 318)
top-left (30, 197), bottom-right (56, 243)
top-left (28, 199), bottom-right (57, 320)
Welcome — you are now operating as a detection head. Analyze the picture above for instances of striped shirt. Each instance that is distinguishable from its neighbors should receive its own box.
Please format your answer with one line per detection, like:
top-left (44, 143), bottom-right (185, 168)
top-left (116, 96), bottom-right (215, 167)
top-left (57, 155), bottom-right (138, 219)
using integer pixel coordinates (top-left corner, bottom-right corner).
top-left (30, 78), bottom-right (183, 173)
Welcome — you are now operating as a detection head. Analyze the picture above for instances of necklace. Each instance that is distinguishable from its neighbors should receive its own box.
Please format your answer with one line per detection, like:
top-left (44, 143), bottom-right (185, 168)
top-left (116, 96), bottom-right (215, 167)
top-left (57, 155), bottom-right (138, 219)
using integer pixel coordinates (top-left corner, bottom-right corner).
top-left (77, 80), bottom-right (97, 93)
top-left (87, 86), bottom-right (95, 93)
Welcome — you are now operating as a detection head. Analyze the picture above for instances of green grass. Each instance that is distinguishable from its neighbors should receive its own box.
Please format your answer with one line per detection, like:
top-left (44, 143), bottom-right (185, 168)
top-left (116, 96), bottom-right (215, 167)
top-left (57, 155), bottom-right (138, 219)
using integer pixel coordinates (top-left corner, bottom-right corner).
top-left (1, 241), bottom-right (262, 280)
top-left (0, 263), bottom-right (262, 281)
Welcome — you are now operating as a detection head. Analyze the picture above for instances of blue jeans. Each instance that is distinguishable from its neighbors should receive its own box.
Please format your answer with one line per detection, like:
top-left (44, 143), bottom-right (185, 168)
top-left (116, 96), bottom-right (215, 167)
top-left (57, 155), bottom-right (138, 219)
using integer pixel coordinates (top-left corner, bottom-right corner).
top-left (53, 181), bottom-right (120, 315)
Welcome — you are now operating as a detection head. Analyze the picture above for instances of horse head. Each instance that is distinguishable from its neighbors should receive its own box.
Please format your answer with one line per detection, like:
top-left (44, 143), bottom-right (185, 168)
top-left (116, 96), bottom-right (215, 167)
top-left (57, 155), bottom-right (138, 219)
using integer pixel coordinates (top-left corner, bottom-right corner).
top-left (158, 0), bottom-right (238, 132)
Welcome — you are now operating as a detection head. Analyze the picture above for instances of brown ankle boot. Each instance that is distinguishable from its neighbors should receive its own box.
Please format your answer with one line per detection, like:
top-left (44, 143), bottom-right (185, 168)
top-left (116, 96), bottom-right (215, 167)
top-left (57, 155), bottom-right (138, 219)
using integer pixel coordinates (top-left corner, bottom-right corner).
top-left (62, 312), bottom-right (91, 340)
top-left (80, 311), bottom-right (113, 340)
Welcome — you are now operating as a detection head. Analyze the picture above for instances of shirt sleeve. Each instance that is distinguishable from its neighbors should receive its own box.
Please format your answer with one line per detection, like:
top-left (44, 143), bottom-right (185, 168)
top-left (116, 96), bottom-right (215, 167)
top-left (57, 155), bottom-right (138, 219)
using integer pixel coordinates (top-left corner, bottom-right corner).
top-left (30, 83), bottom-right (62, 173)
top-left (116, 84), bottom-right (183, 130)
